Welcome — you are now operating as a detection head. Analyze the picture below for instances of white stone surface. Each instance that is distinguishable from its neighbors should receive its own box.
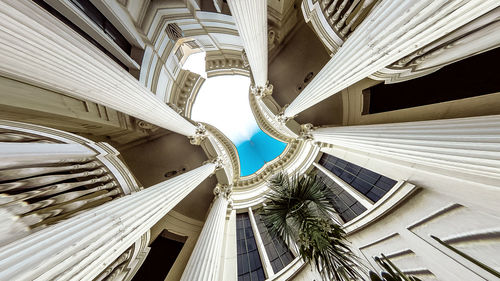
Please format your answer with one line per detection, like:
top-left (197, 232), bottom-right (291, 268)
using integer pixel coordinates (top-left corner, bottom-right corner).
top-left (0, 163), bottom-right (215, 280)
top-left (227, 0), bottom-right (268, 87)
top-left (285, 0), bottom-right (499, 117)
top-left (0, 1), bottom-right (198, 137)
top-left (180, 185), bottom-right (230, 281)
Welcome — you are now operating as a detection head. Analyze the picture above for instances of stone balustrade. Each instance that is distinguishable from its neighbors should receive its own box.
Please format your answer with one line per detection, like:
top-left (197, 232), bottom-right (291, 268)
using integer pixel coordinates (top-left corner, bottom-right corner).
top-left (0, 120), bottom-right (140, 247)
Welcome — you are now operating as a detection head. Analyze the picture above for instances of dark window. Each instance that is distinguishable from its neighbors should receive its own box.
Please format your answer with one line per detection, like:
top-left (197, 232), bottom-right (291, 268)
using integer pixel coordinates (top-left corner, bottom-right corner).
top-left (237, 213), bottom-right (266, 281)
top-left (131, 231), bottom-right (185, 281)
top-left (318, 153), bottom-right (397, 203)
top-left (33, 0), bottom-right (129, 70)
top-left (316, 168), bottom-right (367, 222)
top-left (364, 47), bottom-right (500, 114)
top-left (166, 23), bottom-right (183, 41)
top-left (69, 0), bottom-right (131, 54)
top-left (254, 212), bottom-right (295, 274)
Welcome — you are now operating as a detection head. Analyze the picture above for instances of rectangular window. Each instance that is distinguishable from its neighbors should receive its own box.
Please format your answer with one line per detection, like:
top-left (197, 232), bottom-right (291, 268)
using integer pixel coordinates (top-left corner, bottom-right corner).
top-left (363, 47), bottom-right (500, 114)
top-left (319, 154), bottom-right (397, 202)
top-left (254, 213), bottom-right (295, 274)
top-left (69, 0), bottom-right (131, 54)
top-left (33, 0), bottom-right (129, 70)
top-left (316, 168), bottom-right (367, 222)
top-left (237, 213), bottom-right (266, 281)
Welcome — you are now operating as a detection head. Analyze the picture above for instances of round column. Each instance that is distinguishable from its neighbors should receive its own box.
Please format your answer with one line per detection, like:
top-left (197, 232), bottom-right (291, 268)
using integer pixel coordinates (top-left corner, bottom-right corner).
top-left (227, 0), bottom-right (268, 88)
top-left (0, 1), bottom-right (197, 137)
top-left (0, 163), bottom-right (216, 281)
top-left (311, 115), bottom-right (500, 179)
top-left (180, 184), bottom-right (232, 281)
top-left (284, 0), bottom-right (498, 118)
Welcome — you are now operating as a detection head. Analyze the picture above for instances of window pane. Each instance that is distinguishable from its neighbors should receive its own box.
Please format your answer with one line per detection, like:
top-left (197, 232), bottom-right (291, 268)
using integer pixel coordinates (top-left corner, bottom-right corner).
top-left (317, 153), bottom-right (398, 212)
top-left (236, 213), bottom-right (265, 280)
top-left (254, 210), bottom-right (295, 275)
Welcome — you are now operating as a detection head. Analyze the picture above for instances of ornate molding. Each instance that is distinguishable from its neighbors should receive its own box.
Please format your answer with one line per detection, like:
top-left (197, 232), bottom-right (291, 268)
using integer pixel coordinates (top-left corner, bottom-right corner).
top-left (167, 102), bottom-right (183, 114)
top-left (214, 183), bottom-right (232, 199)
top-left (233, 140), bottom-right (302, 189)
top-left (204, 157), bottom-right (225, 172)
top-left (249, 94), bottom-right (295, 142)
top-left (250, 81), bottom-right (274, 99)
top-left (203, 123), bottom-right (240, 182)
top-left (136, 120), bottom-right (157, 131)
top-left (298, 123), bottom-right (315, 141)
top-left (189, 123), bottom-right (207, 145)
top-left (205, 50), bottom-right (250, 78)
top-left (241, 50), bottom-right (250, 68)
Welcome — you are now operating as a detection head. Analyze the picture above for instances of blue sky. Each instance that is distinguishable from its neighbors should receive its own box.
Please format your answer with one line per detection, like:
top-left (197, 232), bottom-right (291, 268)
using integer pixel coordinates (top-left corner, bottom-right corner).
top-left (187, 52), bottom-right (286, 176)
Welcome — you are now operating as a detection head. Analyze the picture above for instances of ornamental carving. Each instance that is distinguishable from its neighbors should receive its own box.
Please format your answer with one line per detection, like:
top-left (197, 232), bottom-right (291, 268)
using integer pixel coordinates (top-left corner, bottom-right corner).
top-left (299, 123), bottom-right (315, 141)
top-left (203, 157), bottom-right (225, 172)
top-left (136, 120), bottom-right (157, 130)
top-left (250, 81), bottom-right (273, 99)
top-left (189, 123), bottom-right (207, 145)
top-left (214, 183), bottom-right (232, 199)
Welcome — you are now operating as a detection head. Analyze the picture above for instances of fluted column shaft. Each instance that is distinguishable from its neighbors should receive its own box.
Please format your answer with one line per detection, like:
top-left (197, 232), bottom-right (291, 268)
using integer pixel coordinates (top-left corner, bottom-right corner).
top-left (312, 115), bottom-right (500, 179)
top-left (0, 163), bottom-right (216, 281)
top-left (227, 0), bottom-right (268, 87)
top-left (180, 185), bottom-right (230, 281)
top-left (0, 0), bottom-right (197, 136)
top-left (284, 0), bottom-right (499, 117)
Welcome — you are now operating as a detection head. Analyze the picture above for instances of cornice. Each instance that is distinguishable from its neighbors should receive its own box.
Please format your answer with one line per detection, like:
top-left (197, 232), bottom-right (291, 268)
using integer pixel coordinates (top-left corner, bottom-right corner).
top-left (203, 123), bottom-right (241, 182)
top-left (249, 93), bottom-right (294, 143)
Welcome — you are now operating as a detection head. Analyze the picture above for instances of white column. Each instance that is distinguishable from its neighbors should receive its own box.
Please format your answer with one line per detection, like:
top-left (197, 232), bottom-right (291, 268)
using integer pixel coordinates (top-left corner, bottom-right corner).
top-left (311, 115), bottom-right (500, 182)
top-left (180, 184), bottom-right (231, 281)
top-left (0, 162), bottom-right (217, 281)
top-left (0, 1), bottom-right (198, 137)
top-left (227, 0), bottom-right (268, 88)
top-left (313, 162), bottom-right (373, 209)
top-left (248, 207), bottom-right (274, 277)
top-left (284, 0), bottom-right (499, 118)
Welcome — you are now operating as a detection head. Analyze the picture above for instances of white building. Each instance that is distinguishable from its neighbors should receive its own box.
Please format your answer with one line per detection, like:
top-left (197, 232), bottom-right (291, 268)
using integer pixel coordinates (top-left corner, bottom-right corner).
top-left (0, 0), bottom-right (499, 280)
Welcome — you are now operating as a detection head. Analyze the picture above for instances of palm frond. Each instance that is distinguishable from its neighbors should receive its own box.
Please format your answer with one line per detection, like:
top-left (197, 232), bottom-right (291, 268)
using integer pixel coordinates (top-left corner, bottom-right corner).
top-left (262, 171), bottom-right (366, 281)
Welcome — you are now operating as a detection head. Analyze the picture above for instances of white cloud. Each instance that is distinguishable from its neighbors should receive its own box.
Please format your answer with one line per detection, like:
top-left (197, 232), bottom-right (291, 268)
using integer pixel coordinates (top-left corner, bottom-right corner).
top-left (191, 75), bottom-right (259, 145)
top-left (182, 51), bottom-right (207, 78)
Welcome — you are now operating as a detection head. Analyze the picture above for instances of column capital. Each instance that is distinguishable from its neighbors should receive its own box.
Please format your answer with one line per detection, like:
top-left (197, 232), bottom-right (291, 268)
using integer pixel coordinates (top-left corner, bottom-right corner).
top-left (276, 104), bottom-right (294, 125)
top-left (189, 123), bottom-right (207, 145)
top-left (250, 81), bottom-right (273, 99)
top-left (203, 157), bottom-right (225, 172)
top-left (214, 183), bottom-right (232, 199)
top-left (298, 123), bottom-right (315, 141)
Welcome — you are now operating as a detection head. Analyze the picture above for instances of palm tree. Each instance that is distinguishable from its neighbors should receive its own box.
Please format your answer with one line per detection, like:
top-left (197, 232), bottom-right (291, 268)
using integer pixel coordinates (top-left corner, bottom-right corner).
top-left (261, 171), bottom-right (364, 281)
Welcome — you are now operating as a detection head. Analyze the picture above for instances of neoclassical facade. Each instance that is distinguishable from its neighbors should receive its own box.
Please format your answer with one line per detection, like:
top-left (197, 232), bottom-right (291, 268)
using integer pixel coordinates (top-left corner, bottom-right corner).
top-left (0, 0), bottom-right (499, 280)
